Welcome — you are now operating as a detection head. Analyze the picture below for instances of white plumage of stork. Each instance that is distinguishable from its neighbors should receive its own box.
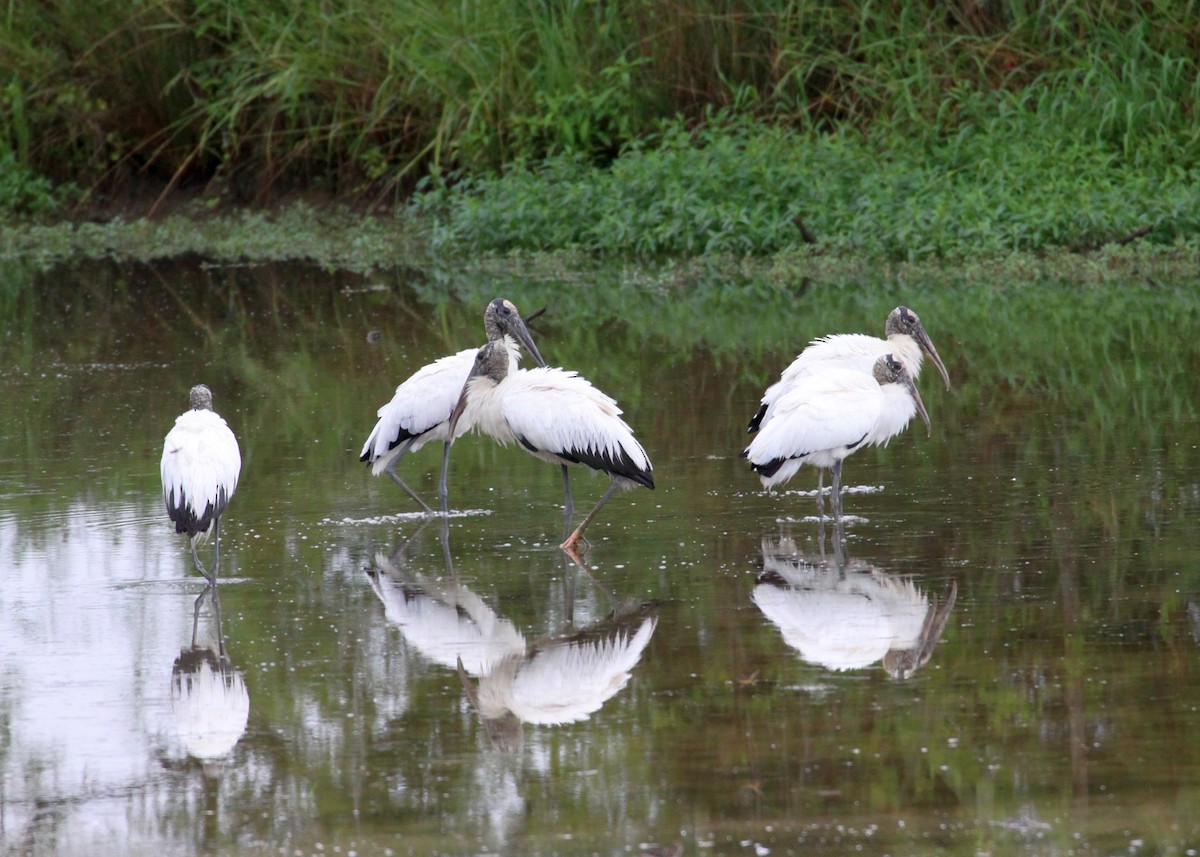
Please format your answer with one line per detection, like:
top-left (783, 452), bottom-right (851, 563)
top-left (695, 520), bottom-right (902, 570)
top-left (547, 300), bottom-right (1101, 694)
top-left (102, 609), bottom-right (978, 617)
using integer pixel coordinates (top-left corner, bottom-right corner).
top-left (367, 549), bottom-right (657, 750)
top-left (171, 586), bottom-right (249, 769)
top-left (161, 384), bottom-right (241, 583)
top-left (742, 354), bottom-right (930, 518)
top-left (445, 338), bottom-right (654, 551)
top-left (171, 649), bottom-right (250, 764)
top-left (754, 537), bottom-right (957, 678)
top-left (359, 298), bottom-right (546, 513)
top-left (748, 305), bottom-right (950, 435)
top-left (459, 605), bottom-right (658, 729)
top-left (367, 549), bottom-right (527, 677)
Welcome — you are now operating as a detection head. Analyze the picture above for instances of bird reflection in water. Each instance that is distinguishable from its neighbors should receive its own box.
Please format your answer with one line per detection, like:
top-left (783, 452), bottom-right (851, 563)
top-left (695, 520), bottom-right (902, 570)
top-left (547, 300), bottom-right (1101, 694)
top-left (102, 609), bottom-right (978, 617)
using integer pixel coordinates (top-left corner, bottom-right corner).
top-left (456, 595), bottom-right (658, 751)
top-left (753, 530), bottom-right (956, 679)
top-left (366, 525), bottom-right (657, 750)
top-left (170, 585), bottom-right (250, 775)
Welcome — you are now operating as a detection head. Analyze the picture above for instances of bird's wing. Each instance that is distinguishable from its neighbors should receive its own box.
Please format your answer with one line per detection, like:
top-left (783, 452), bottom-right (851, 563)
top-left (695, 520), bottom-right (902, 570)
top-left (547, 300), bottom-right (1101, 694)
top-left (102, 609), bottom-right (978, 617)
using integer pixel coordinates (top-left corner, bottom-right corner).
top-left (758, 539), bottom-right (836, 587)
top-left (501, 368), bottom-right (653, 478)
top-left (848, 573), bottom-right (930, 649)
top-left (161, 412), bottom-right (242, 518)
top-left (779, 334), bottom-right (888, 382)
top-left (367, 570), bottom-right (526, 673)
top-left (504, 616), bottom-right (657, 724)
top-left (360, 347), bottom-right (477, 462)
top-left (752, 585), bottom-right (891, 670)
top-left (171, 658), bottom-right (250, 760)
top-left (756, 344), bottom-right (884, 433)
top-left (745, 372), bottom-right (881, 466)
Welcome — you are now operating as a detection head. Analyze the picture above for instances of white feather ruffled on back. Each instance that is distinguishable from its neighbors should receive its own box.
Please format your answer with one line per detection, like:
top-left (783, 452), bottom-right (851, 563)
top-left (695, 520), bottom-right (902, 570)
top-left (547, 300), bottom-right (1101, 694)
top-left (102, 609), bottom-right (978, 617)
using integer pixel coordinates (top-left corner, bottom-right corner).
top-left (757, 332), bottom-right (925, 431)
top-left (360, 347), bottom-right (477, 470)
top-left (744, 367), bottom-right (883, 483)
top-left (160, 409), bottom-right (241, 536)
top-left (477, 615), bottom-right (658, 725)
top-left (499, 367), bottom-right (652, 475)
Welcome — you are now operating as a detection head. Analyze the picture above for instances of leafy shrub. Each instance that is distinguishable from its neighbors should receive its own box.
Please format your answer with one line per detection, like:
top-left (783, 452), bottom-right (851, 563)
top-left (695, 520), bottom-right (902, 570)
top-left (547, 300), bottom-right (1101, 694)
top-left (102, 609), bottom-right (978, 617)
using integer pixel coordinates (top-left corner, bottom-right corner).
top-left (412, 99), bottom-right (1200, 260)
top-left (0, 151), bottom-right (66, 216)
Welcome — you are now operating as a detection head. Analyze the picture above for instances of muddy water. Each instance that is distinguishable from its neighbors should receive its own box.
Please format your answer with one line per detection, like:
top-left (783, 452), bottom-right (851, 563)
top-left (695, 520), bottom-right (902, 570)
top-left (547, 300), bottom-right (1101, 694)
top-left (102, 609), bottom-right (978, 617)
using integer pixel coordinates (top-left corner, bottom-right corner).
top-left (1, 258), bottom-right (1198, 856)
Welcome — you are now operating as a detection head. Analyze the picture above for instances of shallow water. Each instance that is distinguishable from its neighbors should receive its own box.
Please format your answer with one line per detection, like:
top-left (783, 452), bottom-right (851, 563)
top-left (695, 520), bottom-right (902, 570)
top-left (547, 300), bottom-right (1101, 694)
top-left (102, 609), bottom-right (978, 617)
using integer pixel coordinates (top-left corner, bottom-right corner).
top-left (2, 258), bottom-right (1199, 856)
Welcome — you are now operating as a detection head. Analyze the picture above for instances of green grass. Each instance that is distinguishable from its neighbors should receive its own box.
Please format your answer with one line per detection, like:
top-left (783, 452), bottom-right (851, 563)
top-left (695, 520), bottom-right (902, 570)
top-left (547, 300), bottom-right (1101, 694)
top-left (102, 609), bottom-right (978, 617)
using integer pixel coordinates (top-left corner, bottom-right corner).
top-left (5, 1), bottom-right (1200, 261)
top-left (413, 106), bottom-right (1200, 258)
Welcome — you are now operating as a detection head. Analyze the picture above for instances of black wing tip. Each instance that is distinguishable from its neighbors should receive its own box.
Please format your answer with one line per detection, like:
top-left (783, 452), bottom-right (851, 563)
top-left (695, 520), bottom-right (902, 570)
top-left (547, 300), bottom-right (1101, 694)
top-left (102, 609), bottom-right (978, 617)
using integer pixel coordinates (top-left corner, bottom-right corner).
top-left (749, 458), bottom-right (785, 478)
top-left (628, 469), bottom-right (654, 490)
top-left (563, 445), bottom-right (653, 488)
top-left (165, 489), bottom-right (230, 538)
top-left (755, 568), bottom-right (790, 587)
top-left (385, 429), bottom-right (420, 453)
top-left (167, 507), bottom-right (214, 538)
top-left (747, 404), bottom-right (767, 433)
top-left (362, 427), bottom-right (422, 464)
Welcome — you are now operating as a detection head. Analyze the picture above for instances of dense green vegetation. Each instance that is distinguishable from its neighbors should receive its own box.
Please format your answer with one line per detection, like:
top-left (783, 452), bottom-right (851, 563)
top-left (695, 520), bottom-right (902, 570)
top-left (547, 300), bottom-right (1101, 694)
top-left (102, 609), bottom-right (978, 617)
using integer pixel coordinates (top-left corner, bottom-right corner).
top-left (4, 1), bottom-right (1200, 261)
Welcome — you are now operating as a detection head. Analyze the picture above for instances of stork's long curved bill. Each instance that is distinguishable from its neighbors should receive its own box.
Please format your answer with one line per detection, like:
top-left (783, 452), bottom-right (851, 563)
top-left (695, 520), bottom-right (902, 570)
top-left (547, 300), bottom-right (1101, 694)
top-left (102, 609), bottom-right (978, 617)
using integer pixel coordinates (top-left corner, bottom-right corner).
top-left (510, 313), bottom-right (546, 369)
top-left (904, 375), bottom-right (932, 436)
top-left (915, 579), bottom-right (958, 668)
top-left (913, 322), bottom-right (951, 391)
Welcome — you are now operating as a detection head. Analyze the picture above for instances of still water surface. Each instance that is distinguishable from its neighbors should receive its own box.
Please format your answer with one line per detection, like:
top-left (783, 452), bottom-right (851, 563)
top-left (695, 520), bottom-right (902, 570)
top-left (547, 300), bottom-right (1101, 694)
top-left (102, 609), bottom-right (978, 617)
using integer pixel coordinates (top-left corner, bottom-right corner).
top-left (1, 258), bottom-right (1198, 856)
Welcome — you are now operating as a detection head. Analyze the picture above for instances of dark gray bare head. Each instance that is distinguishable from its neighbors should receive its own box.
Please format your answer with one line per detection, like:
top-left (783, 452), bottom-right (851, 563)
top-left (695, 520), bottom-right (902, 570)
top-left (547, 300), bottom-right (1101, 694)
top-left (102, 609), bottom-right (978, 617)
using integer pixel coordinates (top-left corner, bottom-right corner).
top-left (483, 298), bottom-right (546, 368)
top-left (874, 354), bottom-right (931, 436)
top-left (884, 306), bottom-right (951, 391)
top-left (188, 384), bottom-right (215, 411)
top-left (469, 338), bottom-right (513, 386)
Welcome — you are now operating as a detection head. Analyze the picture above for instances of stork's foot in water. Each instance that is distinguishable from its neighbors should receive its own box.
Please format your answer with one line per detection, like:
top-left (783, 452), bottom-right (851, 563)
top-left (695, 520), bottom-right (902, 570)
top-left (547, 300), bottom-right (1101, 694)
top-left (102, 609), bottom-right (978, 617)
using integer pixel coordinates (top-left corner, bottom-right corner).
top-left (559, 540), bottom-right (586, 567)
top-left (560, 529), bottom-right (589, 554)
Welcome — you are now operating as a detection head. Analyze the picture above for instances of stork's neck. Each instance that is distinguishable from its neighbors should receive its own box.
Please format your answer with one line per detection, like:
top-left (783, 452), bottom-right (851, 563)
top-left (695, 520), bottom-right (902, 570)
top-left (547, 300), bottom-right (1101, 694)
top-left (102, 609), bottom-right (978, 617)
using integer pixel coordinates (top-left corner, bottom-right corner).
top-left (875, 383), bottom-right (919, 442)
top-left (501, 335), bottom-right (522, 372)
top-left (884, 335), bottom-right (924, 378)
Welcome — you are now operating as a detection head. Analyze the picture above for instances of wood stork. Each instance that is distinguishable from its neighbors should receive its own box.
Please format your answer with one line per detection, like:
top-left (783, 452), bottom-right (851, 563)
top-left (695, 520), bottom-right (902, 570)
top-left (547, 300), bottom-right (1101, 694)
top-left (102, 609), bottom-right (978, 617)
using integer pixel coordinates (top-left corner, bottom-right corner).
top-left (367, 547), bottom-right (528, 675)
top-left (359, 298), bottom-right (546, 513)
top-left (754, 537), bottom-right (957, 678)
top-left (161, 384), bottom-right (241, 583)
top-left (367, 546), bottom-right (657, 750)
top-left (443, 338), bottom-right (654, 551)
top-left (748, 305), bottom-right (950, 435)
top-left (742, 354), bottom-right (930, 519)
top-left (457, 602), bottom-right (658, 749)
top-left (171, 585), bottom-right (249, 769)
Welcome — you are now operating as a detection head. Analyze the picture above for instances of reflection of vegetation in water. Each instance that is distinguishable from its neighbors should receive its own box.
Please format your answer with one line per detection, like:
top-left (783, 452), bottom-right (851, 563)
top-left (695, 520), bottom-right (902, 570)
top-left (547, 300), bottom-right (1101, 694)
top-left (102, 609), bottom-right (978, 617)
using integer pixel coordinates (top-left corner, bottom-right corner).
top-left (2, 258), bottom-right (1197, 458)
top-left (412, 262), bottom-right (1200, 429)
